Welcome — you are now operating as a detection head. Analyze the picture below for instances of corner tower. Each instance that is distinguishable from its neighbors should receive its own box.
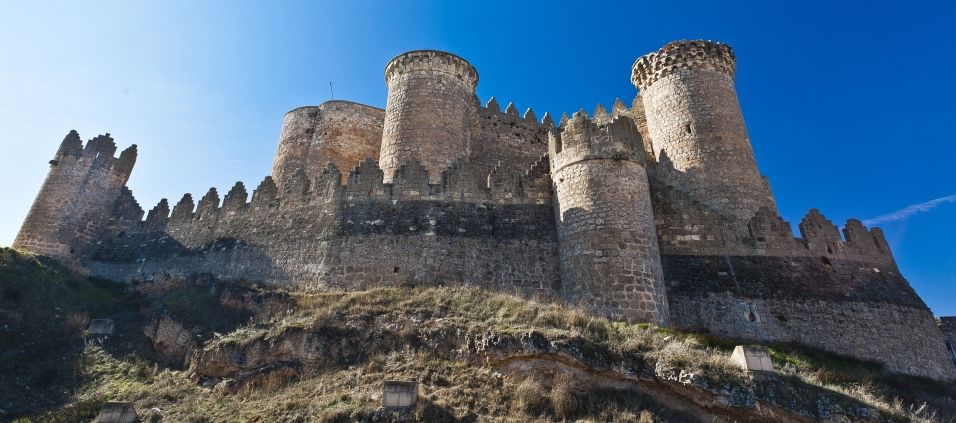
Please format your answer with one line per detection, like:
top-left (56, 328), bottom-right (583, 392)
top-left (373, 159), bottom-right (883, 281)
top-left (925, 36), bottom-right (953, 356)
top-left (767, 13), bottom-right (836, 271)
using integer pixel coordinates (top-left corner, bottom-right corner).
top-left (632, 40), bottom-right (774, 222)
top-left (549, 113), bottom-right (668, 325)
top-left (14, 131), bottom-right (136, 263)
top-left (380, 50), bottom-right (479, 183)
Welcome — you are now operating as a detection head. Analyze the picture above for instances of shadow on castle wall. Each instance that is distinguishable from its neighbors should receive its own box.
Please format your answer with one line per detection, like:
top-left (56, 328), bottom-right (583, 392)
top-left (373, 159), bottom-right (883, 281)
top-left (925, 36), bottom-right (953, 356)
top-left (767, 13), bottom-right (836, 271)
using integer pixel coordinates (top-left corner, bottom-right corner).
top-left (84, 156), bottom-right (560, 299)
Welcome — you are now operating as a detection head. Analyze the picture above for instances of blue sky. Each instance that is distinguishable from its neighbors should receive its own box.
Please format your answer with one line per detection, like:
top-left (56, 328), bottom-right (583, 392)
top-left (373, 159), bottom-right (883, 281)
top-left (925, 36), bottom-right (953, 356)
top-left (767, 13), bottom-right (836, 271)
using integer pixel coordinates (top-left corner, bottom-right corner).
top-left (1, 1), bottom-right (953, 315)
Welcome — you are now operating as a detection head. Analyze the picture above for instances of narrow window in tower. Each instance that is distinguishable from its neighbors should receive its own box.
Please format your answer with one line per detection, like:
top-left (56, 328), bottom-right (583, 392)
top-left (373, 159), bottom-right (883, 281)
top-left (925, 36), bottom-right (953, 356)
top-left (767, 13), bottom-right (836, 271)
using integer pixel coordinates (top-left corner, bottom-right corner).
top-left (394, 267), bottom-right (400, 273)
top-left (685, 123), bottom-right (693, 134)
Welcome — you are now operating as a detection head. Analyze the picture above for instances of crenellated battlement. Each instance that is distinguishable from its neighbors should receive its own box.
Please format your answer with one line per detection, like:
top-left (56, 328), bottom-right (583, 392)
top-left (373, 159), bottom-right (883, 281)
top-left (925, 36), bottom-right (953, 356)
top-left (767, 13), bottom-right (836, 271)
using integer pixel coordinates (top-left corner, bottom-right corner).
top-left (127, 156), bottom-right (555, 233)
top-left (384, 50), bottom-right (478, 89)
top-left (51, 130), bottom-right (138, 178)
top-left (653, 176), bottom-right (898, 267)
top-left (794, 209), bottom-right (896, 267)
top-left (15, 130), bottom-right (138, 263)
top-left (548, 112), bottom-right (645, 173)
top-left (19, 43), bottom-right (954, 381)
top-left (631, 40), bottom-right (736, 90)
top-left (478, 97), bottom-right (554, 128)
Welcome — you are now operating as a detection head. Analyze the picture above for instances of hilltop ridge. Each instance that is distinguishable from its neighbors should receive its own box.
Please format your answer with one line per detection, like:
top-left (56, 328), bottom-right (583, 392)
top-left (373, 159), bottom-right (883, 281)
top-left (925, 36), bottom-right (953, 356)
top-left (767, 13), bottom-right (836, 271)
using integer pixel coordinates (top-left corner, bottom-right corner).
top-left (1, 248), bottom-right (954, 422)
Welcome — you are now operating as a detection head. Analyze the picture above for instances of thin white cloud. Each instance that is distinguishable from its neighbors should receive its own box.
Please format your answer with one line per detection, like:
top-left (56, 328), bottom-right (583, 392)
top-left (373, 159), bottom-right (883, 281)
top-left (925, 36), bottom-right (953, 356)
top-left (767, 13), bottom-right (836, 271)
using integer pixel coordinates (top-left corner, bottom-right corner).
top-left (863, 194), bottom-right (956, 226)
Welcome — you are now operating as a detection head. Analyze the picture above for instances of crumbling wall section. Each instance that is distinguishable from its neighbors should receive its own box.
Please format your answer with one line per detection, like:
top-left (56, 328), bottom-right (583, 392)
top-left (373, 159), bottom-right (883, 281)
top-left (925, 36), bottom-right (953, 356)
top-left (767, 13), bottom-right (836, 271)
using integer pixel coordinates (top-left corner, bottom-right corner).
top-left (13, 131), bottom-right (136, 263)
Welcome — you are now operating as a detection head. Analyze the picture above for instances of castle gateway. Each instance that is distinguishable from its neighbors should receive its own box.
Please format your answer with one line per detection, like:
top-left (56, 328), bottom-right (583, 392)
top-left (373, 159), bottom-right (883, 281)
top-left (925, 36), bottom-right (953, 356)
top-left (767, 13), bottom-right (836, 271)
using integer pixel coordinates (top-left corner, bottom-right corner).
top-left (15, 40), bottom-right (956, 380)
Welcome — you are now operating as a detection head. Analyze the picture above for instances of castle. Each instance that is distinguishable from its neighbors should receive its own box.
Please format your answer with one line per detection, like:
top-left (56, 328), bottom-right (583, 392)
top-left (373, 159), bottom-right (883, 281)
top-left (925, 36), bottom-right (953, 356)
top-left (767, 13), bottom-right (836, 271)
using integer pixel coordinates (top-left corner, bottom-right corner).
top-left (14, 40), bottom-right (956, 380)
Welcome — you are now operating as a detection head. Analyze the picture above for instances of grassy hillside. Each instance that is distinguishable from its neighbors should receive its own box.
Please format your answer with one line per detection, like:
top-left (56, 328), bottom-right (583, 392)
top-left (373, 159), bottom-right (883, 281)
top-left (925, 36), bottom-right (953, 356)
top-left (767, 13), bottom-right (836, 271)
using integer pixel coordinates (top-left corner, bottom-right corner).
top-left (0, 247), bottom-right (953, 422)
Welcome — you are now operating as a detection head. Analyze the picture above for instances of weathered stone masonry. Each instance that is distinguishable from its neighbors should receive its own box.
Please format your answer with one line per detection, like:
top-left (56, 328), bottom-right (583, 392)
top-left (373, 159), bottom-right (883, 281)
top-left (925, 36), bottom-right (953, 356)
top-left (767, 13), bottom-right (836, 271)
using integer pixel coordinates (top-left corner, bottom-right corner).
top-left (632, 40), bottom-right (774, 222)
top-left (942, 317), bottom-right (956, 369)
top-left (549, 113), bottom-right (667, 326)
top-left (272, 101), bottom-right (385, 187)
top-left (14, 41), bottom-right (955, 380)
top-left (14, 131), bottom-right (136, 264)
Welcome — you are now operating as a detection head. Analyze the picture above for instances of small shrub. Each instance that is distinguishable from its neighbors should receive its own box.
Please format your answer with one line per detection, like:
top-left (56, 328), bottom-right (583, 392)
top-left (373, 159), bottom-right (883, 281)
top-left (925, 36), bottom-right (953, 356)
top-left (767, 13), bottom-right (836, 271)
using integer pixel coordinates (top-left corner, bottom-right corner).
top-left (514, 376), bottom-right (549, 417)
top-left (550, 373), bottom-right (582, 420)
top-left (65, 310), bottom-right (90, 333)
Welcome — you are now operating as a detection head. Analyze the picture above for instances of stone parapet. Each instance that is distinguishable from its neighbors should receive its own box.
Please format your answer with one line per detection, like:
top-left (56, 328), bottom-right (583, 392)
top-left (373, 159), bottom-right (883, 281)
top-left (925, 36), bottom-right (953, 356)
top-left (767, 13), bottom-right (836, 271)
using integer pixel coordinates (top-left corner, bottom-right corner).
top-left (631, 40), bottom-right (736, 90)
top-left (548, 112), bottom-right (645, 173)
top-left (385, 50), bottom-right (478, 89)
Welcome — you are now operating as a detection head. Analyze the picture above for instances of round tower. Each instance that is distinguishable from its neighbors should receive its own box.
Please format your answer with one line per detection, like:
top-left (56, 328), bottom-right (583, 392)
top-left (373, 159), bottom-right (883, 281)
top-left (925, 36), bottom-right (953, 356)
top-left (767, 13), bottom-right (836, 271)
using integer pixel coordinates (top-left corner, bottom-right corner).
top-left (380, 50), bottom-right (479, 183)
top-left (549, 113), bottom-right (668, 326)
top-left (632, 40), bottom-right (773, 222)
top-left (272, 101), bottom-right (385, 187)
top-left (272, 106), bottom-right (319, 188)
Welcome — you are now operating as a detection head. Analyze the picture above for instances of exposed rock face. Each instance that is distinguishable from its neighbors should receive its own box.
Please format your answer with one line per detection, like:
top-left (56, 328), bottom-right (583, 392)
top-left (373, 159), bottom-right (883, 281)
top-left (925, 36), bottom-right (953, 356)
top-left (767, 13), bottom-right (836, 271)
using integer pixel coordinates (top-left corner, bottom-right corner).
top-left (186, 306), bottom-right (904, 423)
top-left (143, 316), bottom-right (195, 366)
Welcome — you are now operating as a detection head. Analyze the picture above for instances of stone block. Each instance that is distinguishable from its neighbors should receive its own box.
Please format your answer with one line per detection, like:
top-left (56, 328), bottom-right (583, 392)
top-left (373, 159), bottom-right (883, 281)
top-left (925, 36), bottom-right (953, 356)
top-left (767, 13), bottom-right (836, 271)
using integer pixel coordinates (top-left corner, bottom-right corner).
top-left (95, 401), bottom-right (138, 423)
top-left (382, 380), bottom-right (417, 408)
top-left (88, 319), bottom-right (115, 335)
top-left (730, 345), bottom-right (774, 372)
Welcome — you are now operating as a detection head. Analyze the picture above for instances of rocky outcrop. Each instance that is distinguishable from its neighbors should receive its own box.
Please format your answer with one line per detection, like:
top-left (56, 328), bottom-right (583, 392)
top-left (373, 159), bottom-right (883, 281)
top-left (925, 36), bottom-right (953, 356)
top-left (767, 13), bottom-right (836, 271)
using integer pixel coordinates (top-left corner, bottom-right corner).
top-left (189, 311), bottom-right (898, 422)
top-left (143, 316), bottom-right (195, 366)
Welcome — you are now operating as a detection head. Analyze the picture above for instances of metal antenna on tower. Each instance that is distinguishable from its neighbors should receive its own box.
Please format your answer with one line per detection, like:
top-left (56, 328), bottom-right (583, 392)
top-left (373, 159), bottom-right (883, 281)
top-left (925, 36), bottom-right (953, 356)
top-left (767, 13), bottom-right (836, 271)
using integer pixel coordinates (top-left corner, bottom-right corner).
top-left (330, 82), bottom-right (334, 100)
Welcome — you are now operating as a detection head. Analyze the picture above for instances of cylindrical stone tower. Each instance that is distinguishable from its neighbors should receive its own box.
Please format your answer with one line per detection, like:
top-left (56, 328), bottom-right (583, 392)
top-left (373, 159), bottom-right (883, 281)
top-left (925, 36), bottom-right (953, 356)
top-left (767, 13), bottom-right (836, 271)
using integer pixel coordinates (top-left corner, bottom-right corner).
top-left (380, 50), bottom-right (479, 183)
top-left (632, 40), bottom-right (774, 222)
top-left (549, 113), bottom-right (668, 326)
top-left (272, 106), bottom-right (318, 188)
top-left (272, 101), bottom-right (385, 187)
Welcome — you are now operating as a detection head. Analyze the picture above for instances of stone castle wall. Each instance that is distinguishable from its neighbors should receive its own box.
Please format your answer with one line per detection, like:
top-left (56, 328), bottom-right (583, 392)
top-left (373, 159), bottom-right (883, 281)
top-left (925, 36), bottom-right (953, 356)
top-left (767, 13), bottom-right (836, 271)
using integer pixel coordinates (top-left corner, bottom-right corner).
top-left (13, 131), bottom-right (136, 263)
top-left (86, 158), bottom-right (558, 297)
top-left (472, 98), bottom-right (551, 183)
top-left (663, 253), bottom-right (955, 380)
top-left (15, 41), bottom-right (956, 381)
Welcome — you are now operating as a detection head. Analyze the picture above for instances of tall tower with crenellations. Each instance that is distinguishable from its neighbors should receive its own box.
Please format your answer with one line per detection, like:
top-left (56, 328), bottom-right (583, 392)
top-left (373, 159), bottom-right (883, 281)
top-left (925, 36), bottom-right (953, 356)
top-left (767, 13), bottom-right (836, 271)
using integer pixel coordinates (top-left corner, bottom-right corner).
top-left (10, 42), bottom-right (955, 381)
top-left (13, 130), bottom-right (136, 263)
top-left (632, 40), bottom-right (774, 223)
top-left (380, 50), bottom-right (479, 183)
top-left (549, 112), bottom-right (668, 325)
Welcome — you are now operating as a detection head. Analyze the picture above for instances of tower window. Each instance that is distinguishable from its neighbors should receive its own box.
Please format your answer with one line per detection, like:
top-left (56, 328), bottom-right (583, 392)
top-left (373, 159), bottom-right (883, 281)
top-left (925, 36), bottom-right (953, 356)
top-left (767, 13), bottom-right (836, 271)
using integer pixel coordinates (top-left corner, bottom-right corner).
top-left (684, 123), bottom-right (693, 134)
